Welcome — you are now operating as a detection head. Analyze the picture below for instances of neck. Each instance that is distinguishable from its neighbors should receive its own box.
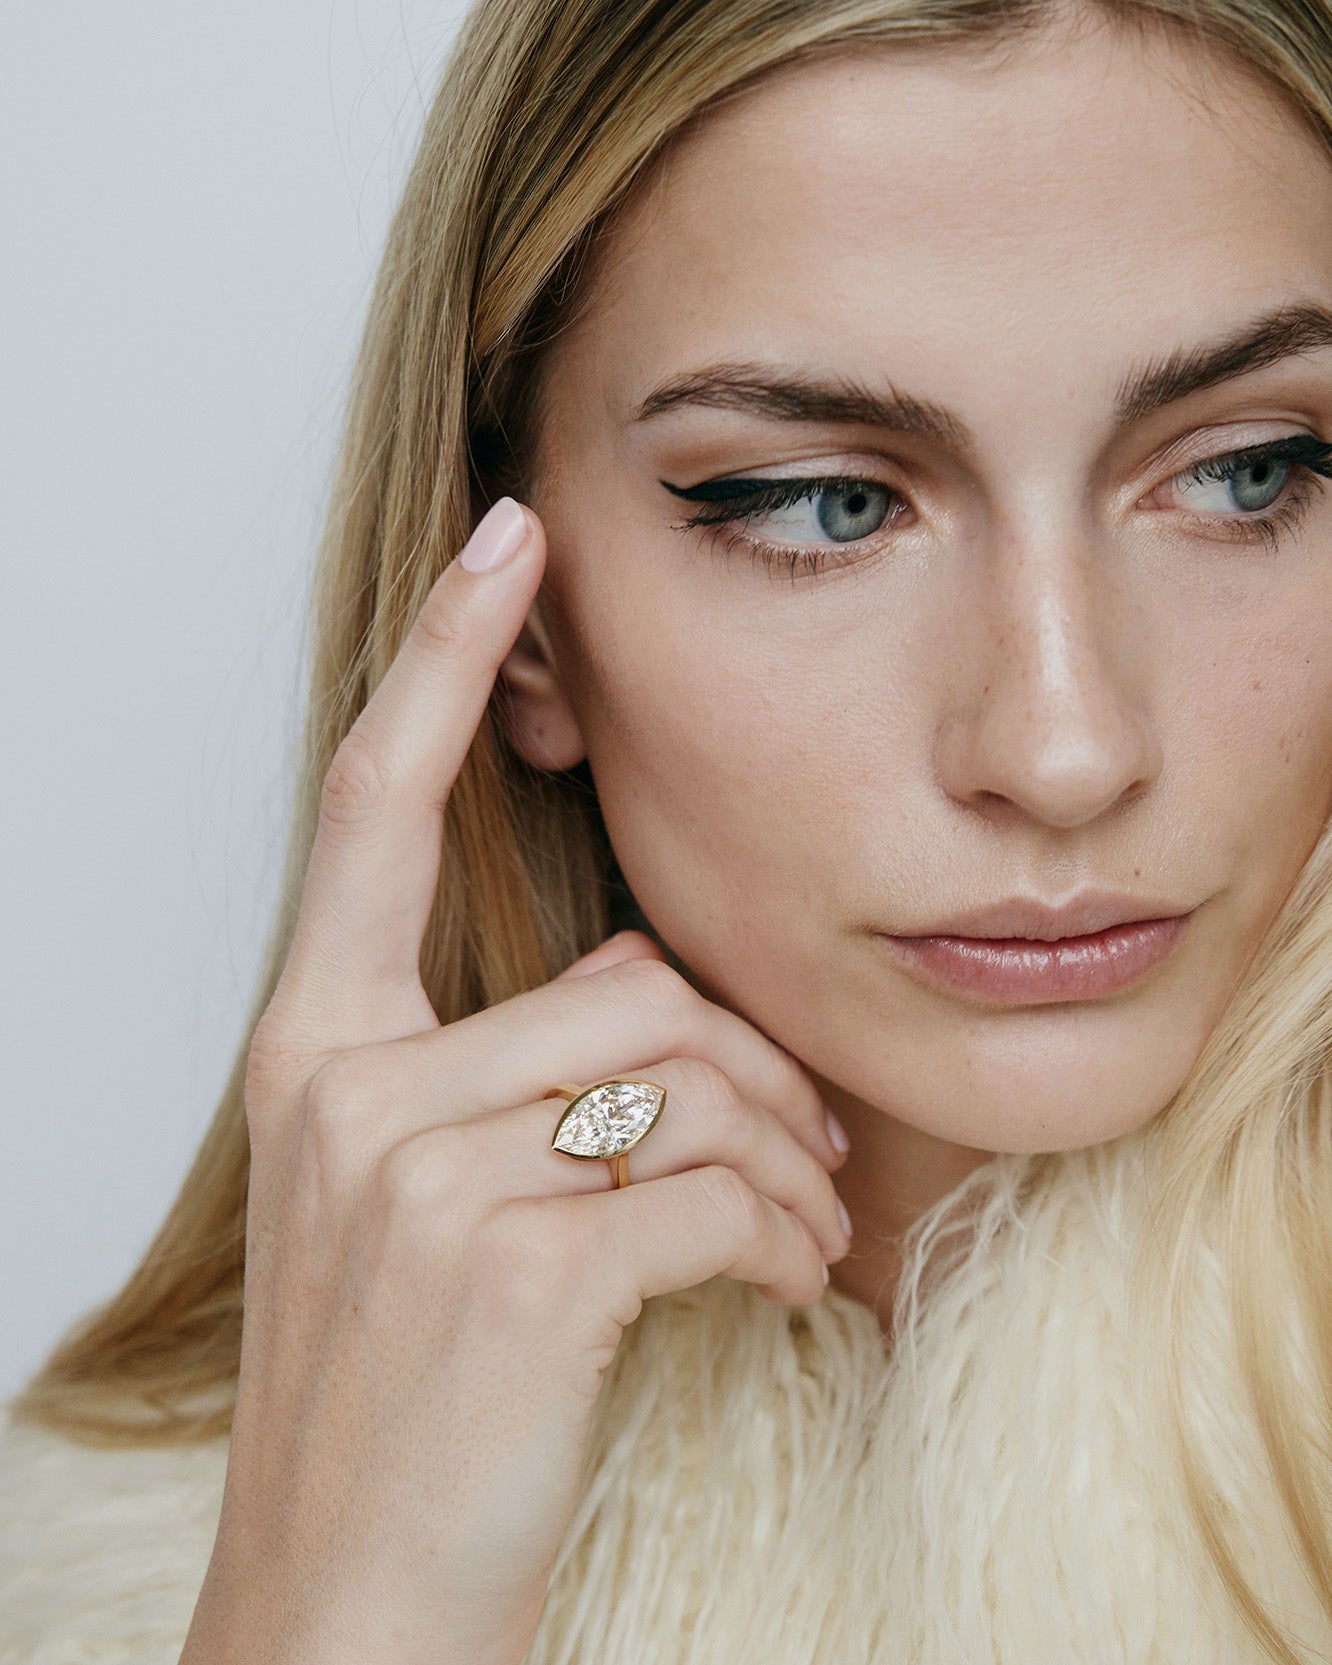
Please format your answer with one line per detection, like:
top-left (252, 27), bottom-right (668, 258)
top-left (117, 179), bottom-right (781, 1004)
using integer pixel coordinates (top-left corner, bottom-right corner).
top-left (811, 1073), bottom-right (994, 1341)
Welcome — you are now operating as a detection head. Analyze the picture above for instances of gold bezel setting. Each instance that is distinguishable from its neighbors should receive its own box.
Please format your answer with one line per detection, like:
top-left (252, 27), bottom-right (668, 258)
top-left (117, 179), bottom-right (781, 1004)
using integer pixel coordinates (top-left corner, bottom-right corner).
top-left (549, 1079), bottom-right (668, 1162)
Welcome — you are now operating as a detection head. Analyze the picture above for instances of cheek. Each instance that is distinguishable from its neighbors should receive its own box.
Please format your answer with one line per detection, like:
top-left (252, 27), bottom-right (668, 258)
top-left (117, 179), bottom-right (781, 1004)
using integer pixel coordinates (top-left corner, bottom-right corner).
top-left (578, 632), bottom-right (836, 897)
top-left (555, 565), bottom-right (885, 965)
top-left (1170, 599), bottom-right (1332, 879)
top-left (1156, 579), bottom-right (1332, 1007)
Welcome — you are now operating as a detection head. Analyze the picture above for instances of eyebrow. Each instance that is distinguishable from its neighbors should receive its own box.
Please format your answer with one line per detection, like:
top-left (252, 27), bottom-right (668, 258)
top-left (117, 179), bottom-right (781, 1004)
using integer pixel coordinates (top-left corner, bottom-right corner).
top-left (631, 303), bottom-right (1332, 451)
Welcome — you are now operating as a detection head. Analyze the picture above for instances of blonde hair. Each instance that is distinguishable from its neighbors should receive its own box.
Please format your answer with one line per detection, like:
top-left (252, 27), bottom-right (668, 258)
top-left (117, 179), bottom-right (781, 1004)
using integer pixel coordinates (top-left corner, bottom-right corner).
top-left (10, 1), bottom-right (1332, 1659)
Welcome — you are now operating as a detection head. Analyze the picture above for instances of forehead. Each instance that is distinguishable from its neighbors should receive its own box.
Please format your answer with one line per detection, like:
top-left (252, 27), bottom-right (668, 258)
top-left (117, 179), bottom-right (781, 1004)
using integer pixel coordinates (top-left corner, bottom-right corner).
top-left (545, 19), bottom-right (1332, 429)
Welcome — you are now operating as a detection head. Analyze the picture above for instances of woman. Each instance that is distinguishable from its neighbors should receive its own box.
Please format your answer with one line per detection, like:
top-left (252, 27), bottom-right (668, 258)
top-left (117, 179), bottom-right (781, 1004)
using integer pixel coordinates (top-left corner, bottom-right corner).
top-left (5, 0), bottom-right (1332, 1658)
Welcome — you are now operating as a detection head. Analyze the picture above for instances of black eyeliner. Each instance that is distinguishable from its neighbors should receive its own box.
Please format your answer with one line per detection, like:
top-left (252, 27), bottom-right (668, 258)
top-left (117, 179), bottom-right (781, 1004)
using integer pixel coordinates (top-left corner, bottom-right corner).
top-left (660, 474), bottom-right (865, 500)
top-left (1186, 434), bottom-right (1332, 481)
top-left (660, 473), bottom-right (876, 527)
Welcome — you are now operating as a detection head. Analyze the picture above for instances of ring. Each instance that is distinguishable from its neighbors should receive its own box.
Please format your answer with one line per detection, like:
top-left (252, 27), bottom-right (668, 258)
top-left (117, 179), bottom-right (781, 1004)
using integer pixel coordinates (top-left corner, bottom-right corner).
top-left (545, 1079), bottom-right (668, 1189)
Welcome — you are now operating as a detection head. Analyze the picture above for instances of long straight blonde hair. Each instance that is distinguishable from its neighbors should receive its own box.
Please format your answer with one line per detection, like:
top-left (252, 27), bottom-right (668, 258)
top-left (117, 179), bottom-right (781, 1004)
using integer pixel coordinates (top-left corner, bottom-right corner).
top-left (11, 1), bottom-right (1332, 1658)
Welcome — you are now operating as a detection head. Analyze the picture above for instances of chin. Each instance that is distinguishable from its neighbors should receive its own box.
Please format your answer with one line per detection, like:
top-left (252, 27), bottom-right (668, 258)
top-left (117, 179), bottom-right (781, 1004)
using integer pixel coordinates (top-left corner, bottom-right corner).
top-left (815, 1001), bottom-right (1200, 1155)
top-left (882, 1066), bottom-right (1184, 1155)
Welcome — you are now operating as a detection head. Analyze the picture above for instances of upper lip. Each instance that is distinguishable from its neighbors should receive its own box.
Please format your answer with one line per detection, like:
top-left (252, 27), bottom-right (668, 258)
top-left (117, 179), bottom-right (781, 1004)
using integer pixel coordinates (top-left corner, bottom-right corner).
top-left (894, 888), bottom-right (1193, 943)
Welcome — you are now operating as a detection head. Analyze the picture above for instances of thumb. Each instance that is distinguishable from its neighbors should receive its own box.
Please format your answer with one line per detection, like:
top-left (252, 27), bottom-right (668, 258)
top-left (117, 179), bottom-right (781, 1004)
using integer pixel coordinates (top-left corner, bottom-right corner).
top-left (555, 929), bottom-right (668, 982)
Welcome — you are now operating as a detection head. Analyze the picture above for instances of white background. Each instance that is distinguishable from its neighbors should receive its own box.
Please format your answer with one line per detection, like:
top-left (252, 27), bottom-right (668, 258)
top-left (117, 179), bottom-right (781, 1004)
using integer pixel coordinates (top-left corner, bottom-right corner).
top-left (3, 1), bottom-right (472, 1402)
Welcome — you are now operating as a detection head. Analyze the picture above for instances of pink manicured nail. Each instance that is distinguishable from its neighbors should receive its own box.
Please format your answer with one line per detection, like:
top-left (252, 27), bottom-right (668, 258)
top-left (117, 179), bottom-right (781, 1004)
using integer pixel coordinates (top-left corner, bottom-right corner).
top-left (459, 497), bottom-right (527, 572)
top-left (826, 1109), bottom-right (851, 1154)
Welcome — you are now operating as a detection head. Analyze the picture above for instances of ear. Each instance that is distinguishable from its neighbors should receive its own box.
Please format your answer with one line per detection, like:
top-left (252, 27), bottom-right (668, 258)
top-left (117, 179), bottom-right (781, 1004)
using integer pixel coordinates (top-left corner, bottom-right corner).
top-left (498, 596), bottom-right (588, 772)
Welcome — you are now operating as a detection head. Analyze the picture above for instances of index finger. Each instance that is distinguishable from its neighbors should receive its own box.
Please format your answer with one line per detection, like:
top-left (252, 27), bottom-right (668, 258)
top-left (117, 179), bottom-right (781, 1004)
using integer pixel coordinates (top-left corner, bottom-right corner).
top-left (279, 497), bottom-right (543, 1047)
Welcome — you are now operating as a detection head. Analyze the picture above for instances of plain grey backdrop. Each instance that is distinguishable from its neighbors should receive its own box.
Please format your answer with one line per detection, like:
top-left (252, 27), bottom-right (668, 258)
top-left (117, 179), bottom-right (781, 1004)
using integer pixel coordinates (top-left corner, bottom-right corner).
top-left (3, 1), bottom-right (473, 1402)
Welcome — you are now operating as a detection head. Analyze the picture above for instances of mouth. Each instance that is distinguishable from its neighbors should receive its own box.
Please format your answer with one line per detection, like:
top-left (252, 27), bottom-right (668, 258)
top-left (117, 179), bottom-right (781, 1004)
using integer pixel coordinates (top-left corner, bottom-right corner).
top-left (877, 907), bottom-right (1197, 1006)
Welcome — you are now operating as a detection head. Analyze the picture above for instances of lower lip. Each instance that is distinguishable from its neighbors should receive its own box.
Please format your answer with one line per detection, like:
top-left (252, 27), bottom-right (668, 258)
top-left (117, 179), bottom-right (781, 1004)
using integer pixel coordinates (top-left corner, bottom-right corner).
top-left (879, 915), bottom-right (1191, 1005)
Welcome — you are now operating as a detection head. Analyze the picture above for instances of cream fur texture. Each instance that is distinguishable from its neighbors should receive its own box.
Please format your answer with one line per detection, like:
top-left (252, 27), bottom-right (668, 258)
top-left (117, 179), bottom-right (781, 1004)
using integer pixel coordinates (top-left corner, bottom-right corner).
top-left (2, 1129), bottom-right (1326, 1663)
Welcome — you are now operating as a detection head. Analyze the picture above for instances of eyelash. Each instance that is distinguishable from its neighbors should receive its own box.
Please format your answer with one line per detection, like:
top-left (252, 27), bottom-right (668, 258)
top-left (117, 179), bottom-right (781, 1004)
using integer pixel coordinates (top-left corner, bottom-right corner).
top-left (664, 434), bottom-right (1332, 582)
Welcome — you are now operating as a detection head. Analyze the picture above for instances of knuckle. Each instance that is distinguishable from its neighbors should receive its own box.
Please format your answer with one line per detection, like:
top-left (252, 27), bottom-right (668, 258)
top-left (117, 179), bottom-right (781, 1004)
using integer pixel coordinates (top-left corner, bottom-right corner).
top-left (728, 1096), bottom-right (766, 1164)
top-left (296, 1053), bottom-right (379, 1191)
top-left (356, 1130), bottom-right (489, 1288)
top-left (481, 1200), bottom-right (585, 1311)
top-left (374, 1129), bottom-right (451, 1216)
top-left (302, 1052), bottom-right (370, 1139)
top-left (243, 1013), bottom-right (310, 1117)
top-left (671, 1056), bottom-right (747, 1134)
top-left (408, 586), bottom-right (468, 658)
top-left (319, 728), bottom-right (389, 828)
top-left (692, 1163), bottom-right (763, 1240)
top-left (610, 956), bottom-right (698, 1025)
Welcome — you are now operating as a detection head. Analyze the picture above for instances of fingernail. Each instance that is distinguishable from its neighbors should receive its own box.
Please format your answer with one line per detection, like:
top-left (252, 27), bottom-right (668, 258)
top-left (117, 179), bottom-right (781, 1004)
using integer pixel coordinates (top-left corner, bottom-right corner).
top-left (825, 1109), bottom-right (850, 1154)
top-left (822, 1262), bottom-right (830, 1287)
top-left (836, 1196), bottom-right (852, 1240)
top-left (459, 497), bottom-right (528, 572)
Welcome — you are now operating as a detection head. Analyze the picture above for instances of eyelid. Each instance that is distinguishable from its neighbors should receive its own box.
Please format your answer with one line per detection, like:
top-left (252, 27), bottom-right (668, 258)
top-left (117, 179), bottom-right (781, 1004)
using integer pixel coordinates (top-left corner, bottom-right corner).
top-left (666, 433), bottom-right (1332, 583)
top-left (1188, 432), bottom-right (1331, 467)
top-left (662, 473), bottom-right (905, 543)
top-left (1154, 432), bottom-right (1332, 501)
top-left (661, 461), bottom-right (896, 493)
top-left (663, 471), bottom-right (907, 582)
top-left (661, 471), bottom-right (891, 504)
top-left (664, 436), bottom-right (1332, 517)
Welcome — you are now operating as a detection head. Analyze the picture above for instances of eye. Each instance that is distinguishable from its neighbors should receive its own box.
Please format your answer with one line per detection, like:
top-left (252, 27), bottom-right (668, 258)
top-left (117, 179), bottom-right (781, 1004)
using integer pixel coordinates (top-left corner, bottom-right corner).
top-left (1171, 450), bottom-right (1292, 514)
top-left (1160, 434), bottom-right (1332, 524)
top-left (741, 479), bottom-right (894, 544)
top-left (662, 473), bottom-right (901, 558)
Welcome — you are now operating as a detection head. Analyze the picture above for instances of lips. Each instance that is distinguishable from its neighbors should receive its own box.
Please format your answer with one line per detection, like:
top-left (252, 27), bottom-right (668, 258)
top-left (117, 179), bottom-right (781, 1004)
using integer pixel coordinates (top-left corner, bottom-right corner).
top-left (880, 916), bottom-right (1190, 1004)
top-left (900, 889), bottom-right (1191, 943)
top-left (878, 888), bottom-right (1200, 1006)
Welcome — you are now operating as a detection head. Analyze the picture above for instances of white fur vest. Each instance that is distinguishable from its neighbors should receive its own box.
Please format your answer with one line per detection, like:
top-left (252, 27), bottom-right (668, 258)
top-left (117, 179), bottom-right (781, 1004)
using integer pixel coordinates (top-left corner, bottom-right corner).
top-left (3, 1128), bottom-right (1328, 1663)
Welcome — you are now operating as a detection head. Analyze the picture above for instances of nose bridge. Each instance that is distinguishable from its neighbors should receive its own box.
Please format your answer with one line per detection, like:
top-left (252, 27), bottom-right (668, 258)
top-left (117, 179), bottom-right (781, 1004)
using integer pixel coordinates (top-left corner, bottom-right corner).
top-left (936, 514), bottom-right (1162, 828)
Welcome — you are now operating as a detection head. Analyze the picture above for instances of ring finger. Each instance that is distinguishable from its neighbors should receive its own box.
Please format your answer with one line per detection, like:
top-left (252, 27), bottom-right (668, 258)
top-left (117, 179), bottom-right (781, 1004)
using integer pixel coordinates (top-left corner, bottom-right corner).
top-left (383, 1056), bottom-right (852, 1264)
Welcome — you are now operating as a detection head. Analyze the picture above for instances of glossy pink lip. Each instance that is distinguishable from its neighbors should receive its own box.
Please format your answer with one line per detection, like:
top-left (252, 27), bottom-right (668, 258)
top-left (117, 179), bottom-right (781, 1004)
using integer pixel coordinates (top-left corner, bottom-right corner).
top-left (910, 888), bottom-right (1189, 943)
top-left (879, 914), bottom-right (1192, 1005)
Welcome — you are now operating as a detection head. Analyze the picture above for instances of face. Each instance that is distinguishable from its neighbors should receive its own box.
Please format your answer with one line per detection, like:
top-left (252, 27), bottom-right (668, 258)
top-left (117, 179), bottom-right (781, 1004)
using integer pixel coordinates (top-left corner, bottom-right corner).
top-left (504, 13), bottom-right (1332, 1156)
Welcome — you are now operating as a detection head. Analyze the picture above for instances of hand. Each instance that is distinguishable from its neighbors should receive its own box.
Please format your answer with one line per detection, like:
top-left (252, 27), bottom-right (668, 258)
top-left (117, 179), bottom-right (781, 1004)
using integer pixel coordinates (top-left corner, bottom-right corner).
top-left (179, 497), bottom-right (852, 1665)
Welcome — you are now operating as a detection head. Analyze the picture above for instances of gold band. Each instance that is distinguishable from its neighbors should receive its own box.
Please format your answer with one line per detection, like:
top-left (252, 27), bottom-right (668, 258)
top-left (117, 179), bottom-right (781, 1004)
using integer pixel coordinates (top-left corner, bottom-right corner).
top-left (545, 1078), bottom-right (668, 1190)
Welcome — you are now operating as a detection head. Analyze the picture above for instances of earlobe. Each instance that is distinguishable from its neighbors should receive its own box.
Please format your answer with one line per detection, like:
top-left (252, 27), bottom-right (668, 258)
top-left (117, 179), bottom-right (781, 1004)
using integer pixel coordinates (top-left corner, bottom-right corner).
top-left (498, 605), bottom-right (588, 772)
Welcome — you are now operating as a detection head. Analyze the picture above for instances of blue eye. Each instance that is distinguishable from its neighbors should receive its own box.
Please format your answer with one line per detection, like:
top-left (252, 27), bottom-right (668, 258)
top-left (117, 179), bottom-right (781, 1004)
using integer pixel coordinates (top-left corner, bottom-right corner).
top-left (1159, 434), bottom-right (1332, 555)
top-left (1173, 437), bottom-right (1332, 514)
top-left (1188, 454), bottom-right (1292, 513)
top-left (809, 482), bottom-right (893, 540)
top-left (662, 473), bottom-right (900, 579)
top-left (663, 474), bottom-right (893, 540)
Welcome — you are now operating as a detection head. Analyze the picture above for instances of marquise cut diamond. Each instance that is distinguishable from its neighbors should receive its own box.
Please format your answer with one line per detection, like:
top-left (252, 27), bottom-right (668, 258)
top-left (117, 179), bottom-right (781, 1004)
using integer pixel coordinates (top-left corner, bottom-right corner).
top-left (551, 1081), bottom-right (666, 1159)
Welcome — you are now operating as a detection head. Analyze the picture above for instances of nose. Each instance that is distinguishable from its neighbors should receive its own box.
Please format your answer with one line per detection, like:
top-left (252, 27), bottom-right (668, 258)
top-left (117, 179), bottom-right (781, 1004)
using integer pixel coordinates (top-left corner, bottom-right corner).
top-left (933, 519), bottom-right (1162, 829)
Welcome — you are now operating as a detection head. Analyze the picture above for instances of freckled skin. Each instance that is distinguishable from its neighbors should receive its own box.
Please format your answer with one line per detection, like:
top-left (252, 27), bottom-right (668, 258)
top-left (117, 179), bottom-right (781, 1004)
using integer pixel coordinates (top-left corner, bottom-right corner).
top-left (497, 14), bottom-right (1332, 1321)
